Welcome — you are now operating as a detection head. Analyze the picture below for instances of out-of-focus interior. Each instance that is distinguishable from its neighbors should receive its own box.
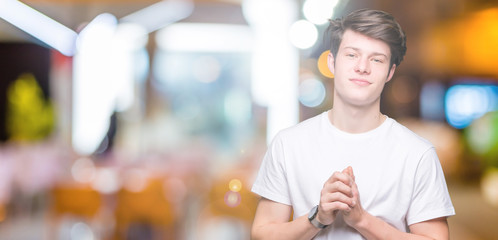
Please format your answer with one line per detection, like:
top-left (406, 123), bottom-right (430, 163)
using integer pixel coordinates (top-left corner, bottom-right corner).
top-left (0, 0), bottom-right (497, 239)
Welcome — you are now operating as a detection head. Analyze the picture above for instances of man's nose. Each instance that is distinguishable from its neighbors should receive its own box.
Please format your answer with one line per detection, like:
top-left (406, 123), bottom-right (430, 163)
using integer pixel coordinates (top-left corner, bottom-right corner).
top-left (354, 57), bottom-right (370, 74)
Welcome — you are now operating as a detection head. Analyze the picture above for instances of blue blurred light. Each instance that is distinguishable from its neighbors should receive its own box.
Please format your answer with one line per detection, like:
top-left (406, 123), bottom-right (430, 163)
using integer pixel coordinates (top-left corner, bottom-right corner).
top-left (299, 78), bottom-right (326, 108)
top-left (445, 84), bottom-right (498, 129)
top-left (420, 81), bottom-right (446, 121)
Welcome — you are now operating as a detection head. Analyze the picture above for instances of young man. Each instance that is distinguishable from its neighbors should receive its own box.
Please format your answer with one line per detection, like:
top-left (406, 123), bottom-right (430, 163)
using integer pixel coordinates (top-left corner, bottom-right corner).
top-left (250, 9), bottom-right (455, 240)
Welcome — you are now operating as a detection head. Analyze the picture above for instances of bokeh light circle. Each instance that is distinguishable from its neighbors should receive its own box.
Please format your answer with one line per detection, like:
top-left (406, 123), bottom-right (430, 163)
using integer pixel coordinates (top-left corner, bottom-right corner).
top-left (224, 191), bottom-right (241, 208)
top-left (317, 50), bottom-right (334, 78)
top-left (466, 111), bottom-right (498, 163)
top-left (229, 179), bottom-right (242, 192)
top-left (303, 0), bottom-right (339, 25)
top-left (481, 168), bottom-right (498, 207)
top-left (122, 168), bottom-right (148, 193)
top-left (70, 222), bottom-right (95, 240)
top-left (299, 78), bottom-right (326, 107)
top-left (71, 157), bottom-right (96, 183)
top-left (289, 20), bottom-right (318, 49)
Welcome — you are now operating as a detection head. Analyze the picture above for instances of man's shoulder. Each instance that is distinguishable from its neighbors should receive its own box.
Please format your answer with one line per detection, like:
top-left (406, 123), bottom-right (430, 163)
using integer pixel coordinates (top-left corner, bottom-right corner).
top-left (278, 113), bottom-right (324, 138)
top-left (388, 118), bottom-right (434, 150)
top-left (269, 113), bottom-right (325, 148)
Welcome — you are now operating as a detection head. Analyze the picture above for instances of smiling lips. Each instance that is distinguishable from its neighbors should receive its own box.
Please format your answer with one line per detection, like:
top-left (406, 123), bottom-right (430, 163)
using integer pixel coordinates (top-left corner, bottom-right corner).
top-left (350, 78), bottom-right (371, 86)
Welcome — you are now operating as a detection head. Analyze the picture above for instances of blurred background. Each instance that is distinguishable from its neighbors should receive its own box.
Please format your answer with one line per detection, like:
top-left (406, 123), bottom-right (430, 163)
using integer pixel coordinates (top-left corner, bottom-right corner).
top-left (0, 0), bottom-right (497, 239)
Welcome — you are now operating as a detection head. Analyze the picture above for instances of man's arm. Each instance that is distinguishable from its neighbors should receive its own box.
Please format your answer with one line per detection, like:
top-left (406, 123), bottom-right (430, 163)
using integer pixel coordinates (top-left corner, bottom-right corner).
top-left (342, 167), bottom-right (450, 240)
top-left (251, 198), bottom-right (321, 240)
top-left (352, 214), bottom-right (449, 240)
top-left (410, 217), bottom-right (449, 239)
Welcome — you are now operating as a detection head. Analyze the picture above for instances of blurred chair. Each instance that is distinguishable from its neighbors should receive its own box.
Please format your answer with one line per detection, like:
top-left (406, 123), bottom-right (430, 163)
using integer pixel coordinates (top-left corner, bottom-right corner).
top-left (51, 185), bottom-right (101, 217)
top-left (113, 177), bottom-right (177, 240)
top-left (48, 184), bottom-right (103, 239)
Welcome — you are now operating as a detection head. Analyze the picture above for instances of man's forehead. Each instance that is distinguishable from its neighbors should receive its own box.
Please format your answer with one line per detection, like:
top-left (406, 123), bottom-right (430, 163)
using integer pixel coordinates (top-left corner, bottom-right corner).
top-left (340, 30), bottom-right (391, 57)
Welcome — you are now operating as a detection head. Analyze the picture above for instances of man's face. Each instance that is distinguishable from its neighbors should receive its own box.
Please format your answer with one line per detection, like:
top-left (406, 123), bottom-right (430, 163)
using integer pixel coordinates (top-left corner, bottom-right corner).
top-left (328, 29), bottom-right (396, 108)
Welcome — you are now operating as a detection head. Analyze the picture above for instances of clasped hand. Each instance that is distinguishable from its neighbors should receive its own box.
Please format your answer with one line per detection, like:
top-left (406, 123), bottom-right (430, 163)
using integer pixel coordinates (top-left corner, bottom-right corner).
top-left (317, 166), bottom-right (364, 228)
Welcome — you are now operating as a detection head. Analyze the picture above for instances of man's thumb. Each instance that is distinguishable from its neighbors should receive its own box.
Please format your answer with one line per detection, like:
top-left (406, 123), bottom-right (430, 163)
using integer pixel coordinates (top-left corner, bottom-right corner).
top-left (343, 166), bottom-right (355, 181)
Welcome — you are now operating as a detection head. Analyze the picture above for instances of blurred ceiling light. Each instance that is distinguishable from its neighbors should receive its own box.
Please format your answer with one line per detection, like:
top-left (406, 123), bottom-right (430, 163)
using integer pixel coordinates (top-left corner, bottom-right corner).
top-left (72, 13), bottom-right (118, 156)
top-left (76, 13), bottom-right (118, 52)
top-left (72, 12), bottom-right (156, 156)
top-left (156, 23), bottom-right (253, 52)
top-left (0, 0), bottom-right (77, 56)
top-left (111, 23), bottom-right (148, 112)
top-left (113, 23), bottom-right (149, 51)
top-left (289, 20), bottom-right (318, 49)
top-left (303, 0), bottom-right (339, 25)
top-left (243, 0), bottom-right (299, 143)
top-left (120, 0), bottom-right (193, 33)
top-left (243, 0), bottom-right (295, 27)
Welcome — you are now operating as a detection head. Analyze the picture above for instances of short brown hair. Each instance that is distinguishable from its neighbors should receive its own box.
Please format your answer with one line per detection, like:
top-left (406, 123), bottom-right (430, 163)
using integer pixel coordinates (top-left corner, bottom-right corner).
top-left (326, 9), bottom-right (407, 67)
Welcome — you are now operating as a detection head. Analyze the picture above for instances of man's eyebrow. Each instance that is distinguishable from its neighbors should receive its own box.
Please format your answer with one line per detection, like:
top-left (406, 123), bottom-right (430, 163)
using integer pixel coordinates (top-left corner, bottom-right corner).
top-left (343, 46), bottom-right (389, 58)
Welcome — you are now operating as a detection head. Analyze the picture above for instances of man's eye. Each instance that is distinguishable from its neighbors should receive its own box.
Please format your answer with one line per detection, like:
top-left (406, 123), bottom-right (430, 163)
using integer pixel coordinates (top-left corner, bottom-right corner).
top-left (372, 58), bottom-right (383, 63)
top-left (346, 54), bottom-right (356, 58)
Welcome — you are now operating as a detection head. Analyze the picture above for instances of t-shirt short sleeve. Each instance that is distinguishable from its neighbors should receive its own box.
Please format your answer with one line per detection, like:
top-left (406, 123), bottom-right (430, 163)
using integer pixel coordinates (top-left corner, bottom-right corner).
top-left (251, 135), bottom-right (292, 205)
top-left (406, 148), bottom-right (455, 225)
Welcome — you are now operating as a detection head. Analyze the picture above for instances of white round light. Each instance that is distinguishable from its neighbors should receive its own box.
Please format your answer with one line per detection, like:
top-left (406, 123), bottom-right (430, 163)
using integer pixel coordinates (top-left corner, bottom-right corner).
top-left (303, 0), bottom-right (339, 25)
top-left (289, 20), bottom-right (318, 49)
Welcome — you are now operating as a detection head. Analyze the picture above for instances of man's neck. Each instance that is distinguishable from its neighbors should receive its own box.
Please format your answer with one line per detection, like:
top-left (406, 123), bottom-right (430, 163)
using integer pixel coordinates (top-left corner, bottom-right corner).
top-left (327, 104), bottom-right (386, 134)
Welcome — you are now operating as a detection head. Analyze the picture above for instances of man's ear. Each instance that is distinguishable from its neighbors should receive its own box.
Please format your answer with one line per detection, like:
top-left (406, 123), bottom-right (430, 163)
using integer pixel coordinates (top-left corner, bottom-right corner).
top-left (386, 64), bottom-right (396, 82)
top-left (327, 52), bottom-right (335, 75)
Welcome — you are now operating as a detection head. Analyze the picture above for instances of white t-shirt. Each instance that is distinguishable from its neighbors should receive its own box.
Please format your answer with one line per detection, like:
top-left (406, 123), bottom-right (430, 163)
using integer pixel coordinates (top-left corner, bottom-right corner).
top-left (251, 112), bottom-right (455, 239)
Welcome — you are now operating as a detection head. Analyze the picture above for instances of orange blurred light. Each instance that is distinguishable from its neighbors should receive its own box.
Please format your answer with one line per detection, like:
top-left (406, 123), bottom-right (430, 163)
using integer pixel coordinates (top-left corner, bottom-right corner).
top-left (461, 8), bottom-right (498, 76)
top-left (422, 7), bottom-right (498, 77)
top-left (317, 50), bottom-right (334, 78)
top-left (229, 179), bottom-right (242, 193)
